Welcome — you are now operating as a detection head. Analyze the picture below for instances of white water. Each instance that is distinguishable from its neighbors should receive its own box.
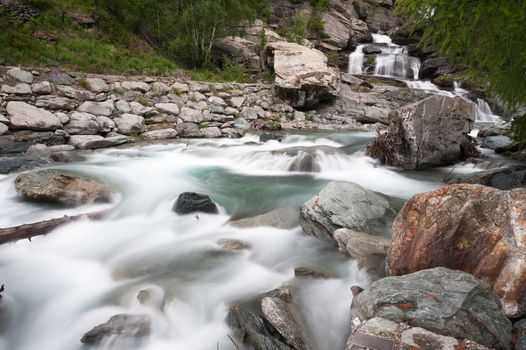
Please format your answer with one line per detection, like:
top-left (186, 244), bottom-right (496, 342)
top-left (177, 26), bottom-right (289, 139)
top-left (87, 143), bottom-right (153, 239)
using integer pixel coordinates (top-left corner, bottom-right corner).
top-left (347, 35), bottom-right (502, 123)
top-left (0, 133), bottom-right (484, 350)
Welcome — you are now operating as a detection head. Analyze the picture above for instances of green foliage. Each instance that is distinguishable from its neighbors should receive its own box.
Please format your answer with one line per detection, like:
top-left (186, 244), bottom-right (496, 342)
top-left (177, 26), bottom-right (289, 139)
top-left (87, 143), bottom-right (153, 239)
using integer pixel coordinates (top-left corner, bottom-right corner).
top-left (258, 28), bottom-right (267, 51)
top-left (277, 11), bottom-right (308, 44)
top-left (263, 69), bottom-right (275, 83)
top-left (186, 58), bottom-right (249, 83)
top-left (512, 116), bottom-right (526, 149)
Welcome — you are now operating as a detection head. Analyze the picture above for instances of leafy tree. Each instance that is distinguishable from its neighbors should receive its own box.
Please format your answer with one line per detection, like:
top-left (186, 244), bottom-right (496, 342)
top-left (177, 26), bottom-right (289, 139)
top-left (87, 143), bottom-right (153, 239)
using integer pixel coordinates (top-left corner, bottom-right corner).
top-left (395, 1), bottom-right (526, 144)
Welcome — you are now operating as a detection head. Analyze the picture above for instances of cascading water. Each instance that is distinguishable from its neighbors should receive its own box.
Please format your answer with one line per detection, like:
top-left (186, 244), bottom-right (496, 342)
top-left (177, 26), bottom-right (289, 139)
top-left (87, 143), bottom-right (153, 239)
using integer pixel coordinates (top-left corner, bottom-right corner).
top-left (347, 34), bottom-right (502, 123)
top-left (0, 132), bottom-right (487, 350)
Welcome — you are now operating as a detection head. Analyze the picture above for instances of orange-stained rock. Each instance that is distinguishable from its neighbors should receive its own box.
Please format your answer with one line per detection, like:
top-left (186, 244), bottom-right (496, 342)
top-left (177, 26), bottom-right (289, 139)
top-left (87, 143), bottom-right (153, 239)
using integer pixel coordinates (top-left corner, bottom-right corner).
top-left (387, 184), bottom-right (526, 317)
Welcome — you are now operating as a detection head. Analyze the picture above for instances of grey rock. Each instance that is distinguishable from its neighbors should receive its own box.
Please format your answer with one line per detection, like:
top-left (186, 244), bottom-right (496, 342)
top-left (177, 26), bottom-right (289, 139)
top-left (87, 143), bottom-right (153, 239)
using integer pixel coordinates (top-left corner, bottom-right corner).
top-left (320, 10), bottom-right (352, 49)
top-left (54, 112), bottom-right (70, 124)
top-left (6, 68), bottom-right (33, 83)
top-left (189, 82), bottom-right (210, 93)
top-left (240, 107), bottom-right (258, 120)
top-left (261, 297), bottom-right (309, 350)
top-left (0, 123), bottom-right (8, 136)
top-left (1, 83), bottom-right (32, 95)
top-left (217, 239), bottom-right (251, 250)
top-left (230, 96), bottom-right (246, 108)
top-left (150, 82), bottom-right (170, 95)
top-left (80, 314), bottom-right (150, 346)
top-left (212, 36), bottom-right (261, 72)
top-left (0, 156), bottom-right (52, 174)
top-left (170, 82), bottom-right (189, 93)
top-left (229, 208), bottom-right (299, 229)
top-left (49, 72), bottom-right (75, 86)
top-left (25, 143), bottom-right (49, 156)
top-left (97, 116), bottom-right (116, 133)
top-left (35, 96), bottom-right (78, 110)
top-left (362, 45), bottom-right (382, 54)
top-left (176, 123), bottom-right (200, 137)
top-left (154, 103), bottom-right (179, 115)
top-left (15, 169), bottom-right (113, 206)
top-left (179, 107), bottom-right (203, 123)
top-left (446, 164), bottom-right (526, 190)
top-left (366, 95), bottom-right (476, 169)
top-left (56, 85), bottom-right (95, 101)
top-left (69, 134), bottom-right (128, 149)
top-left (208, 96), bottom-right (227, 106)
top-left (6, 101), bottom-right (62, 131)
top-left (78, 100), bottom-right (115, 116)
top-left (113, 114), bottom-right (146, 135)
top-left (514, 319), bottom-right (526, 350)
top-left (225, 107), bottom-right (239, 116)
top-left (234, 117), bottom-right (250, 130)
top-left (0, 131), bottom-right (66, 154)
top-left (115, 100), bottom-right (131, 113)
top-left (173, 192), bottom-right (218, 215)
top-left (350, 267), bottom-right (512, 350)
top-left (482, 135), bottom-right (514, 150)
top-left (300, 181), bottom-right (397, 241)
top-left (141, 128), bottom-right (178, 140)
top-left (199, 126), bottom-right (222, 138)
top-left (64, 112), bottom-right (100, 135)
top-left (121, 81), bottom-right (150, 92)
top-left (84, 77), bottom-right (109, 93)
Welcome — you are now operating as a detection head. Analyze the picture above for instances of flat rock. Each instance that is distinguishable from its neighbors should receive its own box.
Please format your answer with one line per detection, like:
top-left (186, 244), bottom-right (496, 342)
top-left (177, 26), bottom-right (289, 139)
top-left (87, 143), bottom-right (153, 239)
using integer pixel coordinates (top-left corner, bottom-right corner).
top-left (6, 68), bottom-right (33, 83)
top-left (84, 78), bottom-right (109, 93)
top-left (229, 208), bottom-right (299, 229)
top-left (15, 169), bottom-right (114, 206)
top-left (77, 100), bottom-right (115, 116)
top-left (113, 114), bottom-right (146, 135)
top-left (1, 83), bottom-right (32, 95)
top-left (6, 101), bottom-right (62, 131)
top-left (154, 103), bottom-right (179, 115)
top-left (141, 128), bottom-right (177, 140)
top-left (69, 135), bottom-right (128, 149)
top-left (35, 96), bottom-right (78, 110)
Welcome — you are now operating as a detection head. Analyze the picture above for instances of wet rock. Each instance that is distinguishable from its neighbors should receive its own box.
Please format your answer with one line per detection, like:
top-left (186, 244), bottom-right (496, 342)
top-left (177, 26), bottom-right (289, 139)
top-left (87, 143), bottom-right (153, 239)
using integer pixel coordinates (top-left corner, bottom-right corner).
top-left (419, 57), bottom-right (451, 80)
top-left (0, 156), bottom-right (52, 174)
top-left (293, 266), bottom-right (338, 279)
top-left (0, 131), bottom-right (66, 154)
top-left (229, 208), bottom-right (299, 229)
top-left (300, 181), bottom-right (397, 241)
top-left (6, 68), bottom-right (33, 83)
top-left (334, 228), bottom-right (389, 279)
top-left (15, 169), bottom-right (114, 206)
top-left (226, 305), bottom-right (294, 350)
top-left (266, 42), bottom-right (340, 108)
top-left (366, 95), bottom-right (476, 169)
top-left (260, 132), bottom-right (284, 143)
top-left (514, 319), bottom-right (526, 350)
top-left (261, 297), bottom-right (308, 350)
top-left (351, 268), bottom-right (512, 350)
top-left (288, 152), bottom-right (319, 172)
top-left (172, 192), bottom-right (218, 215)
top-left (141, 128), bottom-right (178, 140)
top-left (217, 239), bottom-right (251, 250)
top-left (477, 123), bottom-right (511, 137)
top-left (482, 135), bottom-right (514, 150)
top-left (80, 314), bottom-right (150, 346)
top-left (77, 100), bottom-right (115, 116)
top-left (362, 45), bottom-right (382, 54)
top-left (446, 164), bottom-right (526, 190)
top-left (6, 101), bottom-right (62, 131)
top-left (349, 18), bottom-right (372, 46)
top-left (113, 114), bottom-right (146, 135)
top-left (387, 184), bottom-right (526, 317)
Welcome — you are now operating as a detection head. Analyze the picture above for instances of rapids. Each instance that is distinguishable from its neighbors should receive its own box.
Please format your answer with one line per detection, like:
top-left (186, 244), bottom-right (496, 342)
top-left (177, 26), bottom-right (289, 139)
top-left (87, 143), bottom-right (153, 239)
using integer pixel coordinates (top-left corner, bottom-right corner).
top-left (0, 133), bottom-right (495, 350)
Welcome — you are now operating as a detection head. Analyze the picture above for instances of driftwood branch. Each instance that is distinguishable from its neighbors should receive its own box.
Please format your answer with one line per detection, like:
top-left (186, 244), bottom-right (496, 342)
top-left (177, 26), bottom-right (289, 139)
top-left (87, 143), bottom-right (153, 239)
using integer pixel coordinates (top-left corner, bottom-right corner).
top-left (0, 210), bottom-right (108, 245)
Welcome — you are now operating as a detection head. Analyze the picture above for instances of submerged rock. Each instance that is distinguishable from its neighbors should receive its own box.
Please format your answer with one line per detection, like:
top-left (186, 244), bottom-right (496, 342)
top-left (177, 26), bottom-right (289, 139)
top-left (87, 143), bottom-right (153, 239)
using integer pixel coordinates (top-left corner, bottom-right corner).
top-left (387, 184), bottom-right (526, 317)
top-left (15, 169), bottom-right (114, 206)
top-left (351, 268), bottom-right (512, 350)
top-left (300, 181), bottom-right (397, 241)
top-left (172, 192), bottom-right (218, 215)
top-left (80, 314), bottom-right (151, 346)
top-left (261, 297), bottom-right (309, 350)
top-left (366, 95), bottom-right (476, 169)
top-left (446, 164), bottom-right (526, 190)
top-left (229, 207), bottom-right (299, 229)
top-left (0, 156), bottom-right (52, 174)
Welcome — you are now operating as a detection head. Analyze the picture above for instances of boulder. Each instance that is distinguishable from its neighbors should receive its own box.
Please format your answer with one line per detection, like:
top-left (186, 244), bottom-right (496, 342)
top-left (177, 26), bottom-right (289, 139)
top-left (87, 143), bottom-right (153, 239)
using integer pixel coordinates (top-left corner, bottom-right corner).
top-left (6, 68), bottom-right (33, 83)
top-left (446, 164), bottom-right (526, 190)
top-left (77, 100), bottom-right (115, 116)
top-left (172, 192), bottom-right (218, 215)
top-left (362, 45), bottom-right (382, 54)
top-left (69, 135), bottom-right (128, 149)
top-left (266, 42), bottom-right (340, 108)
top-left (15, 169), bottom-right (114, 206)
top-left (32, 81), bottom-right (53, 95)
top-left (199, 126), bottom-right (222, 138)
top-left (64, 112), bottom-right (101, 135)
top-left (179, 107), bottom-right (203, 123)
top-left (113, 114), bottom-right (146, 135)
top-left (49, 71), bottom-right (75, 85)
top-left (482, 135), bottom-right (514, 150)
top-left (80, 314), bottom-right (150, 346)
top-left (261, 297), bottom-right (308, 350)
top-left (351, 268), bottom-right (512, 350)
top-left (320, 10), bottom-right (352, 49)
top-left (351, 0), bottom-right (400, 33)
top-left (387, 184), bottom-right (526, 317)
top-left (0, 156), bottom-right (52, 174)
top-left (366, 95), bottom-right (476, 169)
top-left (419, 57), bottom-right (451, 80)
top-left (175, 122), bottom-right (200, 137)
top-left (141, 128), bottom-right (178, 140)
top-left (347, 317), bottom-right (491, 350)
top-left (212, 36), bottom-right (261, 72)
top-left (300, 181), bottom-right (397, 241)
top-left (229, 208), bottom-right (299, 229)
top-left (6, 101), bottom-right (62, 131)
top-left (349, 18), bottom-right (372, 46)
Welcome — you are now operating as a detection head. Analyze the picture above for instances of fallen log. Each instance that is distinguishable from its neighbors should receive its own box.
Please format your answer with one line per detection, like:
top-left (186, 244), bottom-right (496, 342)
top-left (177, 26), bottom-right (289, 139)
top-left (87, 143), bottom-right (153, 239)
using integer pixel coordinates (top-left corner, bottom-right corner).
top-left (0, 210), bottom-right (108, 245)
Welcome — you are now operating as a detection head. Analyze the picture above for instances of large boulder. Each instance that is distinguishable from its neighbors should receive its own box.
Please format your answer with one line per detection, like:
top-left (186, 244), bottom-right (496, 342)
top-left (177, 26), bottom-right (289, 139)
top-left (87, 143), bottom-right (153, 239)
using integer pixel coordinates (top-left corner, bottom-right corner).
top-left (80, 314), bottom-right (150, 346)
top-left (266, 42), bottom-right (340, 109)
top-left (15, 169), bottom-right (114, 206)
top-left (212, 36), bottom-right (262, 72)
top-left (350, 268), bottom-right (512, 350)
top-left (64, 112), bottom-right (101, 135)
top-left (320, 10), bottom-right (352, 49)
top-left (300, 181), bottom-right (398, 242)
top-left (113, 114), bottom-right (146, 135)
top-left (366, 95), bottom-right (476, 169)
top-left (387, 184), bottom-right (526, 317)
top-left (6, 101), bottom-right (62, 131)
top-left (172, 192), bottom-right (218, 215)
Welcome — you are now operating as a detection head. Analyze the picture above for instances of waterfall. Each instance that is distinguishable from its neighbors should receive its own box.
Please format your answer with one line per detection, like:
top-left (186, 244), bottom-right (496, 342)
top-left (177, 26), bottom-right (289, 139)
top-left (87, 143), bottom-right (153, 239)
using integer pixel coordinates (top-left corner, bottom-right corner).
top-left (348, 45), bottom-right (365, 74)
top-left (476, 98), bottom-right (501, 123)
